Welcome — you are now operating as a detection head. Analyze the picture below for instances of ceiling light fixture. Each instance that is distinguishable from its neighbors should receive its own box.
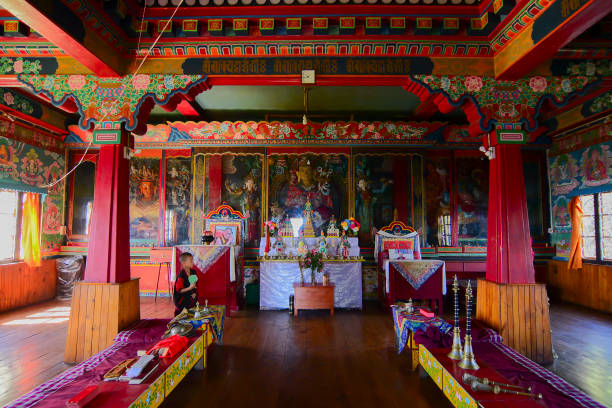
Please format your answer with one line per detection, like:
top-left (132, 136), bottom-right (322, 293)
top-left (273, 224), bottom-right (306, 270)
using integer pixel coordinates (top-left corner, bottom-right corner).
top-left (302, 86), bottom-right (310, 125)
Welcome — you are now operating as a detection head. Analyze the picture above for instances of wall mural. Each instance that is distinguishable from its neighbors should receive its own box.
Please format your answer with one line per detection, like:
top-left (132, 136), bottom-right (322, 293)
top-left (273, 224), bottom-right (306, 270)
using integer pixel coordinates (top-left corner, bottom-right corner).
top-left (355, 156), bottom-right (394, 243)
top-left (424, 156), bottom-right (452, 246)
top-left (267, 153), bottom-right (348, 235)
top-left (165, 157), bottom-right (191, 246)
top-left (129, 157), bottom-right (160, 245)
top-left (549, 124), bottom-right (612, 258)
top-left (0, 135), bottom-right (65, 253)
top-left (222, 154), bottom-right (263, 247)
top-left (455, 157), bottom-right (488, 246)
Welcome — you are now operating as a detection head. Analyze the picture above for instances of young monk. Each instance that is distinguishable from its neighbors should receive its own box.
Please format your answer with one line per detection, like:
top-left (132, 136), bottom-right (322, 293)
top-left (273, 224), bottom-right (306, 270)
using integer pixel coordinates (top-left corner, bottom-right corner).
top-left (173, 252), bottom-right (198, 316)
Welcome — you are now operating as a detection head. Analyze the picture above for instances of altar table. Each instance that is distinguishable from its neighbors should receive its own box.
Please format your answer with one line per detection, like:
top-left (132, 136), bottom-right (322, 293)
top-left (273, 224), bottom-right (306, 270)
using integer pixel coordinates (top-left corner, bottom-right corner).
top-left (383, 259), bottom-right (446, 312)
top-left (259, 260), bottom-right (362, 310)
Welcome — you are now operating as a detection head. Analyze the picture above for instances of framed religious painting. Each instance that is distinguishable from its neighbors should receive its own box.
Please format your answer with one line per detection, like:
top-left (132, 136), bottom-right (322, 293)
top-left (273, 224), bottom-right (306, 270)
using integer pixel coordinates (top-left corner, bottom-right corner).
top-left (267, 151), bottom-right (349, 236)
top-left (129, 155), bottom-right (161, 246)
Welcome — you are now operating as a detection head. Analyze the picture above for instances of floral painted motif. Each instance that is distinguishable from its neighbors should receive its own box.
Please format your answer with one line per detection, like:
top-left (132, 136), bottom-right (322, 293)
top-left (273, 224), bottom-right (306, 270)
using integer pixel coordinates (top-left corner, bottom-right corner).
top-left (566, 60), bottom-right (612, 77)
top-left (18, 74), bottom-right (207, 131)
top-left (1, 89), bottom-right (36, 115)
top-left (0, 57), bottom-right (42, 75)
top-left (67, 75), bottom-right (87, 91)
top-left (413, 75), bottom-right (593, 131)
top-left (587, 92), bottom-right (612, 115)
top-left (464, 76), bottom-right (483, 92)
top-left (528, 76), bottom-right (548, 92)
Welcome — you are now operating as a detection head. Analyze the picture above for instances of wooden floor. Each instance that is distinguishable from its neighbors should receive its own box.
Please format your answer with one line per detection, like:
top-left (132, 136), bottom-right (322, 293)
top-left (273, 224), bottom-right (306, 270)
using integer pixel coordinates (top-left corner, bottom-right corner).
top-left (0, 298), bottom-right (610, 407)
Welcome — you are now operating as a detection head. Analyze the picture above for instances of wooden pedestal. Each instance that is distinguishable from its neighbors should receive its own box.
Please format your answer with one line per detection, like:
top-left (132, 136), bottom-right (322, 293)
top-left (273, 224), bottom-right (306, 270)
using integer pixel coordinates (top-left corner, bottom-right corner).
top-left (293, 283), bottom-right (334, 316)
top-left (475, 279), bottom-right (553, 364)
top-left (65, 279), bottom-right (141, 363)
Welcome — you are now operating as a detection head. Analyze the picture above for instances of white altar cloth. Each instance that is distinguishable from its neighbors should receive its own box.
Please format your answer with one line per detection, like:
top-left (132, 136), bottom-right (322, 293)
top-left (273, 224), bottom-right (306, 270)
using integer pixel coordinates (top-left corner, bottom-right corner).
top-left (258, 237), bottom-right (360, 257)
top-left (260, 261), bottom-right (362, 310)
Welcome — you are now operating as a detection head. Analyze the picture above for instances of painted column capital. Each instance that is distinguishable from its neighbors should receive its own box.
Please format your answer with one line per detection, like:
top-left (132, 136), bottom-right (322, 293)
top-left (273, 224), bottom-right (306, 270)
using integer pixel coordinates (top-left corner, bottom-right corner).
top-left (17, 74), bottom-right (209, 135)
top-left (410, 75), bottom-right (598, 136)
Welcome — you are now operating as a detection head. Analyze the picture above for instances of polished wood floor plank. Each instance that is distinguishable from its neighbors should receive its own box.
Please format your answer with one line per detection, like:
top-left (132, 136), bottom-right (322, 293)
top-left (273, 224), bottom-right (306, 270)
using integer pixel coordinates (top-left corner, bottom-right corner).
top-left (0, 297), bottom-right (611, 407)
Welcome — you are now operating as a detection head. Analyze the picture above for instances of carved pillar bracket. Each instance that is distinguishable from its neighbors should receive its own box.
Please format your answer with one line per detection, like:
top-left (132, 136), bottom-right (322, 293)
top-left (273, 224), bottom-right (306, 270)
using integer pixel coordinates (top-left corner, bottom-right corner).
top-left (17, 74), bottom-right (210, 135)
top-left (409, 75), bottom-right (598, 137)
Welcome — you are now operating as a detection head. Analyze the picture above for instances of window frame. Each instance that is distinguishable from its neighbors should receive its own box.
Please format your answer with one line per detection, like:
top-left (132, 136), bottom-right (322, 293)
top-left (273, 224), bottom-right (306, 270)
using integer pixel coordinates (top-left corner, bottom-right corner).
top-left (0, 190), bottom-right (42, 265)
top-left (580, 192), bottom-right (612, 266)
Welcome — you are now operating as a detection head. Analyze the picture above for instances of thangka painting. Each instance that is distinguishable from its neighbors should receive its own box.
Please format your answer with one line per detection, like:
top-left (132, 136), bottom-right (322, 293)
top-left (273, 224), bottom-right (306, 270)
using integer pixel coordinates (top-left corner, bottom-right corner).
top-left (354, 156), bottom-right (394, 243)
top-left (455, 157), bottom-right (488, 246)
top-left (267, 153), bottom-right (348, 235)
top-left (129, 157), bottom-right (160, 245)
top-left (0, 136), bottom-right (66, 253)
top-left (424, 156), bottom-right (452, 246)
top-left (354, 155), bottom-right (424, 246)
top-left (222, 154), bottom-right (262, 247)
top-left (549, 139), bottom-right (612, 259)
top-left (165, 157), bottom-right (192, 246)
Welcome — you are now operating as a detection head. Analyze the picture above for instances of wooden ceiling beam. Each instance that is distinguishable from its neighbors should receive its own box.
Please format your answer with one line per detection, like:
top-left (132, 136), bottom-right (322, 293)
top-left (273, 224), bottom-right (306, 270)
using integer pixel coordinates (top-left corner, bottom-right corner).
top-left (2, 0), bottom-right (124, 76)
top-left (495, 0), bottom-right (612, 79)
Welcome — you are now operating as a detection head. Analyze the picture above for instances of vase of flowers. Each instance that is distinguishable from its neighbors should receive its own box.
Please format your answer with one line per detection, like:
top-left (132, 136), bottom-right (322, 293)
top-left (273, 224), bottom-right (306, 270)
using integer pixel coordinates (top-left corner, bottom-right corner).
top-left (300, 249), bottom-right (324, 285)
top-left (263, 220), bottom-right (277, 257)
top-left (341, 218), bottom-right (361, 237)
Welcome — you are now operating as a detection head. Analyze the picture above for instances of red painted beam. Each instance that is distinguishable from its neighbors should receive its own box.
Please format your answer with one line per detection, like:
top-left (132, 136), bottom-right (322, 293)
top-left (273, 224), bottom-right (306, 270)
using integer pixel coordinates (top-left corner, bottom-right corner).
top-left (175, 99), bottom-right (201, 118)
top-left (3, 0), bottom-right (121, 76)
top-left (496, 0), bottom-right (612, 79)
top-left (142, 4), bottom-right (485, 19)
top-left (0, 104), bottom-right (68, 136)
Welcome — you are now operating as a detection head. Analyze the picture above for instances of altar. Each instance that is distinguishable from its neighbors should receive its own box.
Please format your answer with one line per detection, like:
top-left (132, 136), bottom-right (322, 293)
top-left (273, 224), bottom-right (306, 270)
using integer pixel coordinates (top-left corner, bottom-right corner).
top-left (259, 260), bottom-right (363, 310)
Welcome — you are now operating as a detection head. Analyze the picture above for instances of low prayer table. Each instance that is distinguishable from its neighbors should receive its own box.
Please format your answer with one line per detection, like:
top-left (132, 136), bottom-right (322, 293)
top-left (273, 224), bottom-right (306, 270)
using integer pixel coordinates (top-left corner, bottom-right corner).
top-left (391, 305), bottom-right (452, 370)
top-left (413, 321), bottom-right (607, 408)
top-left (6, 306), bottom-right (226, 408)
top-left (293, 283), bottom-right (334, 316)
top-left (419, 345), bottom-right (545, 408)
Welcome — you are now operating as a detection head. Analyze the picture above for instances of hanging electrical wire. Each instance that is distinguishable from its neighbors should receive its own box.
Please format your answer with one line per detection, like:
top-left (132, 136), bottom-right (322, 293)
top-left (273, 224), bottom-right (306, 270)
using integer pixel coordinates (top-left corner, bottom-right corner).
top-left (39, 0), bottom-right (185, 189)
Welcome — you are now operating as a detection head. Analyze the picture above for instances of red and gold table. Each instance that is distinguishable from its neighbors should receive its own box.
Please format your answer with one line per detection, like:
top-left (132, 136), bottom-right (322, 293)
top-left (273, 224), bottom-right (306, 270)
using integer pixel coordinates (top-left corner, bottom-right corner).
top-left (419, 345), bottom-right (545, 408)
top-left (85, 327), bottom-right (211, 408)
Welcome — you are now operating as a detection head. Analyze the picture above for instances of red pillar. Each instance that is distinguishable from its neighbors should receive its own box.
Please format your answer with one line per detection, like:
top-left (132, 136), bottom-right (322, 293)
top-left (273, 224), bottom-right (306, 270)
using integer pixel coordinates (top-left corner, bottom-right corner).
top-left (84, 127), bottom-right (131, 283)
top-left (486, 141), bottom-right (535, 284)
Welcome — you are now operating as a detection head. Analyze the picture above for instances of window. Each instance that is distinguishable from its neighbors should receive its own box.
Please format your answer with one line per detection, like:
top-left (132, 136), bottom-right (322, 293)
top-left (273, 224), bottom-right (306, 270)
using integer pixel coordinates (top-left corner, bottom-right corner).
top-left (69, 160), bottom-right (95, 237)
top-left (0, 190), bottom-right (21, 262)
top-left (438, 214), bottom-right (453, 246)
top-left (580, 192), bottom-right (612, 262)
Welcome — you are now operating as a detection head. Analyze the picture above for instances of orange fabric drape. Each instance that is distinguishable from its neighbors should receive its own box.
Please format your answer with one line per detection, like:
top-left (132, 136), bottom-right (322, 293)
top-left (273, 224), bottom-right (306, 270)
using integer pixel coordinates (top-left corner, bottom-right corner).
top-left (21, 193), bottom-right (41, 267)
top-left (568, 196), bottom-right (583, 270)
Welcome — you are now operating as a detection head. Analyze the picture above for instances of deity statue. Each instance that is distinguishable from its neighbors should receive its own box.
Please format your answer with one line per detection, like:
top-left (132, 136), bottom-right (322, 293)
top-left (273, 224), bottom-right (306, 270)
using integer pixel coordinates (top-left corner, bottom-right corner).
top-left (318, 231), bottom-right (328, 258)
top-left (302, 199), bottom-right (316, 237)
top-left (297, 235), bottom-right (308, 257)
top-left (326, 214), bottom-right (340, 237)
top-left (274, 234), bottom-right (286, 257)
top-left (339, 230), bottom-right (351, 259)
